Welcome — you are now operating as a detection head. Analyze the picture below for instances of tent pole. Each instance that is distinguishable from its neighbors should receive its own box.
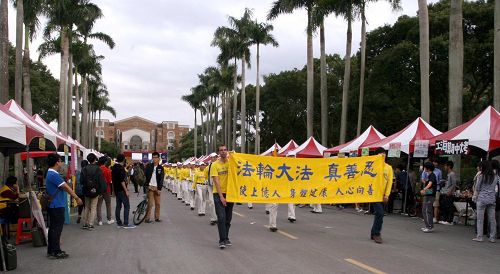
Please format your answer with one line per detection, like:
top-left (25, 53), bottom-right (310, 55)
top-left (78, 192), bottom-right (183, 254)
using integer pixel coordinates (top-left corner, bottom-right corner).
top-left (403, 154), bottom-right (411, 215)
top-left (26, 145), bottom-right (32, 190)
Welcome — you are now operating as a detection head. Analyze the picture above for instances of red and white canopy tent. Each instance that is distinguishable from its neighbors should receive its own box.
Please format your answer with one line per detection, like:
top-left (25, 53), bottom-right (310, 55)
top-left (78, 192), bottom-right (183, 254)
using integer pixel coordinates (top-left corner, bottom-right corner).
top-left (428, 106), bottom-right (500, 153)
top-left (0, 104), bottom-right (44, 155)
top-left (324, 125), bottom-right (386, 155)
top-left (33, 114), bottom-right (74, 149)
top-left (260, 143), bottom-right (281, 156)
top-left (361, 117), bottom-right (442, 154)
top-left (288, 136), bottom-right (327, 158)
top-left (4, 100), bottom-right (60, 150)
top-left (278, 140), bottom-right (298, 157)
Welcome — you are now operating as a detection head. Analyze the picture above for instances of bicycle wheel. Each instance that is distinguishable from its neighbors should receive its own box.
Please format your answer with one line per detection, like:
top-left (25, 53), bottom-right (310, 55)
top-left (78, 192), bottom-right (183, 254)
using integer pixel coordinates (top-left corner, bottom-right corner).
top-left (133, 200), bottom-right (148, 225)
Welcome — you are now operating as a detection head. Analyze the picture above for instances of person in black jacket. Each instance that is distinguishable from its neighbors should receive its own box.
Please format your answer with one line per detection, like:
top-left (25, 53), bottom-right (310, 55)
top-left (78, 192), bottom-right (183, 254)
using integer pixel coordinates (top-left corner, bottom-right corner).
top-left (144, 152), bottom-right (165, 223)
top-left (81, 153), bottom-right (107, 230)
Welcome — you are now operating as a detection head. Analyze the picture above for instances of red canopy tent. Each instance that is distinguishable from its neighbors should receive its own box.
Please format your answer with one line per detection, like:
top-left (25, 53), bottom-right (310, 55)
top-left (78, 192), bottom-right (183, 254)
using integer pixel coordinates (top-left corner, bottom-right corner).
top-left (361, 117), bottom-right (442, 154)
top-left (33, 114), bottom-right (74, 149)
top-left (288, 137), bottom-right (327, 158)
top-left (278, 140), bottom-right (298, 157)
top-left (0, 104), bottom-right (44, 154)
top-left (260, 143), bottom-right (281, 156)
top-left (428, 106), bottom-right (500, 153)
top-left (324, 125), bottom-right (385, 155)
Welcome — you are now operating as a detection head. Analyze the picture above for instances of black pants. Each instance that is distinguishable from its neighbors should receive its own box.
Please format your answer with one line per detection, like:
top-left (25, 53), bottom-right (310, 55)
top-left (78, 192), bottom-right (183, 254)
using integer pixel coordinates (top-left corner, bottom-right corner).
top-left (47, 207), bottom-right (65, 254)
top-left (214, 194), bottom-right (234, 243)
top-left (77, 194), bottom-right (86, 216)
top-left (115, 191), bottom-right (130, 226)
top-left (440, 194), bottom-right (455, 223)
top-left (131, 177), bottom-right (138, 193)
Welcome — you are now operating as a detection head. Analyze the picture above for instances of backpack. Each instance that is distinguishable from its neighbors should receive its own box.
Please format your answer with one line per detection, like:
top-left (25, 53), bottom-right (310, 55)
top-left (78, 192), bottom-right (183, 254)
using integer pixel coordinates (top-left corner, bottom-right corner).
top-left (134, 166), bottom-right (146, 187)
top-left (82, 165), bottom-right (100, 198)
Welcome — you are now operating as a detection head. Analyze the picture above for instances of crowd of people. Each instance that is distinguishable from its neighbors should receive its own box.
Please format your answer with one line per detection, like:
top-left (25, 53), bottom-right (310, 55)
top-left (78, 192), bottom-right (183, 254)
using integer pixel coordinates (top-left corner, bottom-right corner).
top-left (6, 146), bottom-right (497, 259)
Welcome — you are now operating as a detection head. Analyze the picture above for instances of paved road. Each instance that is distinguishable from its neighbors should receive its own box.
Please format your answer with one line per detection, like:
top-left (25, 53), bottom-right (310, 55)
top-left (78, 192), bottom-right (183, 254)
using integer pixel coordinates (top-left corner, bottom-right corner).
top-left (14, 189), bottom-right (500, 274)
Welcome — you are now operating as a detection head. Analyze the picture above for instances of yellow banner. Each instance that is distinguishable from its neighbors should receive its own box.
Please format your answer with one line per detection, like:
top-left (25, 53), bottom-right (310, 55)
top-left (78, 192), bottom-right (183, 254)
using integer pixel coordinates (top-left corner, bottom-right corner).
top-left (227, 153), bottom-right (386, 204)
top-left (39, 137), bottom-right (46, 151)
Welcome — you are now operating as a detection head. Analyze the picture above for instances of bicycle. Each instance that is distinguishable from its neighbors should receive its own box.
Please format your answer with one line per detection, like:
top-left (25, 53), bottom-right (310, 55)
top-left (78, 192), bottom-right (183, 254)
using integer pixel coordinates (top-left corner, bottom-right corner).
top-left (132, 193), bottom-right (148, 225)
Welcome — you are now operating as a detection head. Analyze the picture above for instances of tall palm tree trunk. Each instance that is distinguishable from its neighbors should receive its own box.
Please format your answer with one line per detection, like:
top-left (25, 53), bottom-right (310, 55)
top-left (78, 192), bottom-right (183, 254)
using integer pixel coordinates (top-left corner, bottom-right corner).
top-left (418, 0), bottom-right (430, 121)
top-left (58, 27), bottom-right (69, 134)
top-left (14, 0), bottom-right (23, 103)
top-left (255, 43), bottom-right (261, 154)
top-left (494, 0), bottom-right (500, 109)
top-left (320, 22), bottom-right (327, 146)
top-left (449, 0), bottom-right (463, 129)
top-left (67, 54), bottom-right (73, 137)
top-left (81, 77), bottom-right (88, 147)
top-left (0, 0), bottom-right (9, 103)
top-left (221, 91), bottom-right (225, 147)
top-left (75, 72), bottom-right (80, 142)
top-left (214, 95), bottom-right (219, 150)
top-left (240, 56), bottom-right (246, 153)
top-left (194, 109), bottom-right (197, 157)
top-left (339, 12), bottom-right (353, 144)
top-left (357, 6), bottom-right (367, 137)
top-left (98, 110), bottom-right (102, 150)
top-left (200, 111), bottom-right (205, 155)
top-left (232, 60), bottom-right (238, 151)
top-left (306, 8), bottom-right (314, 138)
top-left (22, 26), bottom-right (32, 114)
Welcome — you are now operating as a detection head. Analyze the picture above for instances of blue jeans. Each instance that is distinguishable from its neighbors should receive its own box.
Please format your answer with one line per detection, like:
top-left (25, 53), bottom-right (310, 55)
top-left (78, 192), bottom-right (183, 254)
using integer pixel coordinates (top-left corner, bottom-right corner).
top-left (115, 191), bottom-right (130, 226)
top-left (213, 194), bottom-right (234, 243)
top-left (370, 202), bottom-right (384, 236)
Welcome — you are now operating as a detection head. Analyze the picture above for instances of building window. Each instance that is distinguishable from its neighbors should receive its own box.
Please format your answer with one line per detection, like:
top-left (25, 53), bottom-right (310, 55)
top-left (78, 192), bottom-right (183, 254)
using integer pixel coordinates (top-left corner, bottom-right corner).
top-left (167, 131), bottom-right (175, 139)
top-left (124, 144), bottom-right (128, 150)
top-left (144, 145), bottom-right (148, 150)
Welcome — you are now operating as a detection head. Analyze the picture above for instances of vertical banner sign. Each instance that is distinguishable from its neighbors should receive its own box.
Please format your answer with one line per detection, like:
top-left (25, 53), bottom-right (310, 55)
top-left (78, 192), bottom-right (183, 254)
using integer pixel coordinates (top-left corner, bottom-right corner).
top-left (413, 140), bottom-right (429, 158)
top-left (161, 153), bottom-right (168, 164)
top-left (388, 142), bottom-right (401, 158)
top-left (39, 137), bottom-right (46, 150)
top-left (227, 153), bottom-right (385, 204)
top-left (434, 139), bottom-right (469, 155)
top-left (361, 147), bottom-right (370, 156)
top-left (142, 153), bottom-right (149, 163)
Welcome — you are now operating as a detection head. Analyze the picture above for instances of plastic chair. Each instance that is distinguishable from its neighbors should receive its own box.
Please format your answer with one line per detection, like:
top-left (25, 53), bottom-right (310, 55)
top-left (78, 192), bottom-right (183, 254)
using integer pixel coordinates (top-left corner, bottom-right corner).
top-left (15, 218), bottom-right (32, 245)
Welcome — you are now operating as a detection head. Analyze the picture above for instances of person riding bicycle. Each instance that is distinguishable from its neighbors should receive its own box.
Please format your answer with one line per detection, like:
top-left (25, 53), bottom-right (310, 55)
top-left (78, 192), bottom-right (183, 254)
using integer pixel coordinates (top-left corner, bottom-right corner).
top-left (144, 152), bottom-right (164, 223)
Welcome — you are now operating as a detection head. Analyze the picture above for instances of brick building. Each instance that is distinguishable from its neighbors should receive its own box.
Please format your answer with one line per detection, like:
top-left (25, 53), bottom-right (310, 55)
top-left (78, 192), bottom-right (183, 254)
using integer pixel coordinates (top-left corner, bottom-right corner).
top-left (94, 116), bottom-right (190, 153)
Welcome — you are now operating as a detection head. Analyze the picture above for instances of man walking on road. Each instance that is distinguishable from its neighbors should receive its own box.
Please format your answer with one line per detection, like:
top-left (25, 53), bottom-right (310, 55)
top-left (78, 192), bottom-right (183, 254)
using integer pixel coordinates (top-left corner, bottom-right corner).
top-left (112, 154), bottom-right (135, 229)
top-left (211, 145), bottom-right (234, 249)
top-left (144, 152), bottom-right (164, 223)
top-left (370, 150), bottom-right (394, 244)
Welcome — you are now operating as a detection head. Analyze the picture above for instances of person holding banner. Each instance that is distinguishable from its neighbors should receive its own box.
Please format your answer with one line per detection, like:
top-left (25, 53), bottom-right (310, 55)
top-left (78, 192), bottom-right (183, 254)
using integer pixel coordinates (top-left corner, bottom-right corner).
top-left (211, 145), bottom-right (234, 249)
top-left (370, 150), bottom-right (394, 244)
top-left (268, 203), bottom-right (296, 232)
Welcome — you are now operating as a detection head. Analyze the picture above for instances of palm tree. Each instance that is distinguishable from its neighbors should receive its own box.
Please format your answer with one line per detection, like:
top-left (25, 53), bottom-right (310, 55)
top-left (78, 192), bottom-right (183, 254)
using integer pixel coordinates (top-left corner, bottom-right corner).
top-left (14, 0), bottom-right (23, 103)
top-left (248, 20), bottom-right (278, 154)
top-left (418, 0), bottom-right (430, 121)
top-left (449, 0), bottom-right (463, 129)
top-left (268, 0), bottom-right (316, 139)
top-left (21, 0), bottom-right (44, 115)
top-left (0, 0), bottom-right (8, 103)
top-left (182, 91), bottom-right (202, 157)
top-left (92, 87), bottom-right (115, 150)
top-left (494, 0), bottom-right (500, 109)
top-left (356, 0), bottom-right (400, 136)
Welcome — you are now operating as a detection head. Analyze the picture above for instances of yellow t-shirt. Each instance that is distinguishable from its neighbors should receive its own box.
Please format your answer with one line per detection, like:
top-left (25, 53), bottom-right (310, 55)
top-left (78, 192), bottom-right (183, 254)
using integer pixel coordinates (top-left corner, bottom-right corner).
top-left (193, 169), bottom-right (207, 189)
top-left (210, 160), bottom-right (229, 194)
top-left (383, 163), bottom-right (394, 198)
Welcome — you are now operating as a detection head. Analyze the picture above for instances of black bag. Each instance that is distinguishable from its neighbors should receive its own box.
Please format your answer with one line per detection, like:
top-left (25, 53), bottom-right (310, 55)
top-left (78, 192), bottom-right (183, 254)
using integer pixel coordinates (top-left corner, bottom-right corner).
top-left (0, 238), bottom-right (16, 271)
top-left (39, 188), bottom-right (61, 212)
top-left (82, 166), bottom-right (99, 198)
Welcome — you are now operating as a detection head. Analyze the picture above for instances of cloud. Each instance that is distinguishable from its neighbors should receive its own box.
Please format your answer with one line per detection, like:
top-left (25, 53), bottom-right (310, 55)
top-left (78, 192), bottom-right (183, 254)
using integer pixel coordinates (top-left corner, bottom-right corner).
top-left (7, 0), bottom-right (439, 127)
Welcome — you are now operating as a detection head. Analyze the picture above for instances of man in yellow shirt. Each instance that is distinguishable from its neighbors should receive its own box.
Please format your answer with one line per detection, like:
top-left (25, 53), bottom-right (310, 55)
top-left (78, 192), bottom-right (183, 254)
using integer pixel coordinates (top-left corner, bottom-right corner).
top-left (371, 149), bottom-right (394, 244)
top-left (193, 162), bottom-right (208, 216)
top-left (205, 153), bottom-right (218, 225)
top-left (211, 145), bottom-right (233, 249)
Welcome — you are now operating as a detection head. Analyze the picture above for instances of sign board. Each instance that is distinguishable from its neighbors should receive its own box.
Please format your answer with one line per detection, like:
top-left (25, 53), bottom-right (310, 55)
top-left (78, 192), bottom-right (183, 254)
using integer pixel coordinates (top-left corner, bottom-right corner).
top-left (388, 143), bottom-right (401, 158)
top-left (161, 153), bottom-right (168, 164)
top-left (142, 153), bottom-right (149, 163)
top-left (413, 140), bottom-right (429, 158)
top-left (361, 147), bottom-right (370, 156)
top-left (39, 137), bottom-right (46, 150)
top-left (435, 139), bottom-right (469, 155)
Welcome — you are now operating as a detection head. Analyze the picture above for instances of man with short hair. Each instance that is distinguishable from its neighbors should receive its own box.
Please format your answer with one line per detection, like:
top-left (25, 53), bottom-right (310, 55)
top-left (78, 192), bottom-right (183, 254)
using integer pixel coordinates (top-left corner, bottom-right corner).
top-left (97, 156), bottom-right (114, 226)
top-left (421, 161), bottom-right (438, 233)
top-left (439, 161), bottom-right (457, 225)
top-left (370, 150), bottom-right (394, 244)
top-left (205, 153), bottom-right (219, 225)
top-left (144, 152), bottom-right (164, 223)
top-left (193, 162), bottom-right (208, 216)
top-left (112, 154), bottom-right (135, 229)
top-left (45, 153), bottom-right (83, 259)
top-left (81, 153), bottom-right (106, 230)
top-left (211, 145), bottom-right (234, 249)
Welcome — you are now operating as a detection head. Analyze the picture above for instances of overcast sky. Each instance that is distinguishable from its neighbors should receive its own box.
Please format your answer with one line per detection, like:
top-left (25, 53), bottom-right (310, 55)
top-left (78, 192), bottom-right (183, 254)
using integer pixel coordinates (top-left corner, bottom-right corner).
top-left (7, 0), bottom-right (439, 127)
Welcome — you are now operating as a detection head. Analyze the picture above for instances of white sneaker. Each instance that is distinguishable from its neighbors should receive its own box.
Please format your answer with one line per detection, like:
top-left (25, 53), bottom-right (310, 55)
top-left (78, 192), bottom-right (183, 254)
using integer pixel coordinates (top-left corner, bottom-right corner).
top-left (438, 221), bottom-right (446, 225)
top-left (107, 219), bottom-right (115, 225)
top-left (422, 228), bottom-right (434, 233)
top-left (442, 221), bottom-right (453, 226)
top-left (98, 221), bottom-right (103, 226)
top-left (433, 218), bottom-right (438, 223)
